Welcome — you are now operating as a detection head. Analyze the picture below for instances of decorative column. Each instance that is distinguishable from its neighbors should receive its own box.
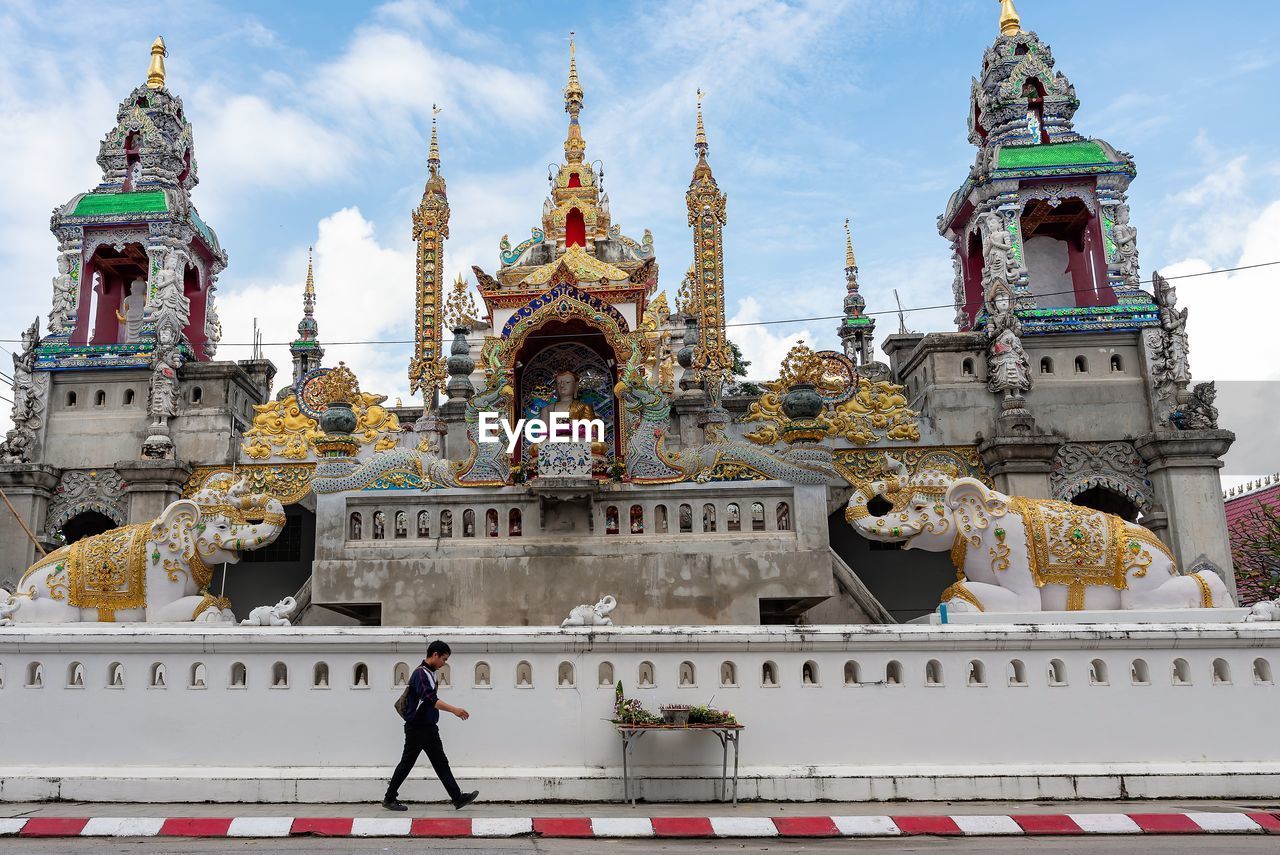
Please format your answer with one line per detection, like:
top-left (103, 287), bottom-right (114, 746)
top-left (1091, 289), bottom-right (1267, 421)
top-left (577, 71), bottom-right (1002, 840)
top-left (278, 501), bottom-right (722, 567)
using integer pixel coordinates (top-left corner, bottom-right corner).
top-left (408, 106), bottom-right (450, 405)
top-left (115, 460), bottom-right (193, 524)
top-left (685, 90), bottom-right (730, 412)
top-left (0, 464), bottom-right (61, 575)
top-left (977, 433), bottom-right (1063, 499)
top-left (1134, 429), bottom-right (1237, 599)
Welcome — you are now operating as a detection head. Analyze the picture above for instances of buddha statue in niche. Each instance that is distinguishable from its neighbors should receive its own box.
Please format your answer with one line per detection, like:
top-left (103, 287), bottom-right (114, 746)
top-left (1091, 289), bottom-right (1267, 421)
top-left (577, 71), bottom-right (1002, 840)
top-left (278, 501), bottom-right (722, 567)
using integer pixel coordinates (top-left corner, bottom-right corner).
top-left (530, 369), bottom-right (606, 465)
top-left (538, 370), bottom-right (597, 433)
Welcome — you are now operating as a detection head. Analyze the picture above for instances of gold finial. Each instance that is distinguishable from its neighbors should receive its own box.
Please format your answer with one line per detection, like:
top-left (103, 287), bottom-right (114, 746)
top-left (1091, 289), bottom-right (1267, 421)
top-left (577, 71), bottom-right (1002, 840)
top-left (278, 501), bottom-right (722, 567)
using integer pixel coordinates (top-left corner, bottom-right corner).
top-left (304, 247), bottom-right (315, 298)
top-left (428, 104), bottom-right (442, 173)
top-left (146, 36), bottom-right (167, 89)
top-left (565, 31), bottom-right (583, 111)
top-left (695, 88), bottom-right (708, 157)
top-left (998, 0), bottom-right (1021, 37)
top-left (844, 219), bottom-right (857, 270)
top-left (563, 32), bottom-right (585, 163)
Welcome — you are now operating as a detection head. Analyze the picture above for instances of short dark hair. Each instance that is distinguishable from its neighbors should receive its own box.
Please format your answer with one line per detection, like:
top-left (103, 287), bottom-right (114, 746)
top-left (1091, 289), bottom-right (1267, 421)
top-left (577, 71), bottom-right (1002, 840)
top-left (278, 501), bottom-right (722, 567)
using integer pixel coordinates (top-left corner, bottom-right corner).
top-left (426, 639), bottom-right (452, 658)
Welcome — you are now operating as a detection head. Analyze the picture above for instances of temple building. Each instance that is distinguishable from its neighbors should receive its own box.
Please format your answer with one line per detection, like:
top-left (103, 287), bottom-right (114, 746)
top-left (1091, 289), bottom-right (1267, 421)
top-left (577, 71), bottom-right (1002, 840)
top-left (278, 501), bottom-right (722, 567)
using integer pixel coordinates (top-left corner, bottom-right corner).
top-left (0, 5), bottom-right (1238, 626)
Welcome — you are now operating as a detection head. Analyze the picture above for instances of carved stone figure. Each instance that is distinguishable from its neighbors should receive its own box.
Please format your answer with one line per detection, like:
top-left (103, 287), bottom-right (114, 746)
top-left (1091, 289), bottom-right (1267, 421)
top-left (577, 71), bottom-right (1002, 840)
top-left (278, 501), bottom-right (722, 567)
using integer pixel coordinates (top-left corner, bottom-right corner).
top-left (951, 254), bottom-right (966, 328)
top-left (1111, 203), bottom-right (1139, 288)
top-left (240, 596), bottom-right (298, 627)
top-left (1148, 272), bottom-right (1195, 425)
top-left (980, 211), bottom-right (1015, 294)
top-left (118, 278), bottom-right (147, 343)
top-left (143, 322), bottom-right (182, 458)
top-left (0, 473), bottom-right (286, 624)
top-left (844, 457), bottom-right (1230, 612)
top-left (204, 297), bottom-right (222, 357)
top-left (48, 253), bottom-right (77, 335)
top-left (1173, 381), bottom-right (1219, 431)
top-left (560, 595), bottom-right (617, 627)
top-left (153, 250), bottom-right (190, 330)
top-left (984, 285), bottom-right (1030, 401)
top-left (0, 318), bottom-right (44, 464)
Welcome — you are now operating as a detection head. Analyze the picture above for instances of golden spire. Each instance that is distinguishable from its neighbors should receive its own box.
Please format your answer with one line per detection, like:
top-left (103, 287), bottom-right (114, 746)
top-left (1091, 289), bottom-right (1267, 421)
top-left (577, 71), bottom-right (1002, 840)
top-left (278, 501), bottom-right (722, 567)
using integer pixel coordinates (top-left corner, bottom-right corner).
top-left (563, 32), bottom-right (586, 163)
top-left (695, 88), bottom-right (708, 157)
top-left (844, 218), bottom-right (857, 270)
top-left (304, 247), bottom-right (316, 300)
top-left (146, 36), bottom-right (167, 89)
top-left (998, 0), bottom-right (1022, 37)
top-left (428, 104), bottom-right (442, 175)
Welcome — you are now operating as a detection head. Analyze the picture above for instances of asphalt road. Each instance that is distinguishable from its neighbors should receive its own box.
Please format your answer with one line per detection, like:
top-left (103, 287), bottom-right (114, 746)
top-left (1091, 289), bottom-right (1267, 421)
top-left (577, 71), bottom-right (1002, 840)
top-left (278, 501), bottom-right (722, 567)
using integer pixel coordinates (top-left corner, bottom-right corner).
top-left (2, 838), bottom-right (1278, 853)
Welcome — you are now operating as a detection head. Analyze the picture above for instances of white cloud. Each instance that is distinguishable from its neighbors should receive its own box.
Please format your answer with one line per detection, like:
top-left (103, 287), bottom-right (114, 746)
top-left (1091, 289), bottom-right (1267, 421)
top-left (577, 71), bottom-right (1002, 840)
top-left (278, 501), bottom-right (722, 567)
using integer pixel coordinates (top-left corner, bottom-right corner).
top-left (1162, 198), bottom-right (1280, 383)
top-left (216, 207), bottom-right (415, 401)
top-left (195, 94), bottom-right (350, 191)
top-left (727, 296), bottom-right (812, 381)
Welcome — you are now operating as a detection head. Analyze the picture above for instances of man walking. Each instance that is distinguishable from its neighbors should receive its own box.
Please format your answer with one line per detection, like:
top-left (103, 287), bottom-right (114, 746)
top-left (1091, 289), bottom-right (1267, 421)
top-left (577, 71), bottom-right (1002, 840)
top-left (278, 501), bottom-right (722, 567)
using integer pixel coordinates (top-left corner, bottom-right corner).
top-left (383, 639), bottom-right (479, 811)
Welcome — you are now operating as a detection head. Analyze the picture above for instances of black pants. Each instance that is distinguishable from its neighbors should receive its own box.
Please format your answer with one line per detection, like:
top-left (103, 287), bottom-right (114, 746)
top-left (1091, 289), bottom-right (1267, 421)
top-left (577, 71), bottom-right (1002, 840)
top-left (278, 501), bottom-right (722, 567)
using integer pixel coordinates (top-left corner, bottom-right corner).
top-left (385, 722), bottom-right (463, 803)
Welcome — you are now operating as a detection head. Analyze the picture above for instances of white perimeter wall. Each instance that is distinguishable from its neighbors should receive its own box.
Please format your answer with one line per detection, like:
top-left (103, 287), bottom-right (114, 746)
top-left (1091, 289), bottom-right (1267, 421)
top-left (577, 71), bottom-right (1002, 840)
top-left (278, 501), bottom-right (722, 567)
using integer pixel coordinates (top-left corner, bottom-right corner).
top-left (2, 624), bottom-right (1280, 800)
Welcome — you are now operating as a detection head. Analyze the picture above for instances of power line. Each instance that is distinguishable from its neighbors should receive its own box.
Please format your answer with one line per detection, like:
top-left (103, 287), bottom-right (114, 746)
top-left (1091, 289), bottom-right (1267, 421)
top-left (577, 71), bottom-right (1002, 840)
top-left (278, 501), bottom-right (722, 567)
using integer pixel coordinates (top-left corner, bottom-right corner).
top-left (1, 259), bottom-right (1275, 348)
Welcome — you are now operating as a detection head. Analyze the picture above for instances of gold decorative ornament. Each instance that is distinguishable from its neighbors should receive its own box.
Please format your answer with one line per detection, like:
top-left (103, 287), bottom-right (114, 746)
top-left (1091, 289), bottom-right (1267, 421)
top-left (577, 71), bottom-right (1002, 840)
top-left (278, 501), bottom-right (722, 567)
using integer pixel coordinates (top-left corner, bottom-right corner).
top-left (999, 0), bottom-right (1021, 37)
top-left (409, 104), bottom-right (450, 400)
top-left (443, 274), bottom-right (480, 331)
top-left (242, 364), bottom-right (401, 461)
top-left (20, 523), bottom-right (150, 618)
top-left (146, 36), bottom-right (167, 89)
top-left (941, 579), bottom-right (985, 612)
top-left (745, 347), bottom-right (922, 446)
top-left (183, 464), bottom-right (314, 506)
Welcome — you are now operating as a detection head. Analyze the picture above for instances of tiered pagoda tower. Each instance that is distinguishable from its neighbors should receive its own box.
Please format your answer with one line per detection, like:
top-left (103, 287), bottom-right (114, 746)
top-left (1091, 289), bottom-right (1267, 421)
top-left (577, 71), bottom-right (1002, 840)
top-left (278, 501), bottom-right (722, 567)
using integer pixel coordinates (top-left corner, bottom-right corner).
top-left (939, 0), bottom-right (1156, 335)
top-left (837, 219), bottom-right (875, 367)
top-left (34, 37), bottom-right (227, 459)
top-left (289, 248), bottom-right (324, 387)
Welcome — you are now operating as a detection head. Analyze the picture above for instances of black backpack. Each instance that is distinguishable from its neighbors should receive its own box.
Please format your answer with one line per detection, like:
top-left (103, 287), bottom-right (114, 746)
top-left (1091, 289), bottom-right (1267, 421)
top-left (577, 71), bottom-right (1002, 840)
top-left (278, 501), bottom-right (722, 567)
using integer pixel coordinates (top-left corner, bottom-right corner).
top-left (394, 665), bottom-right (429, 720)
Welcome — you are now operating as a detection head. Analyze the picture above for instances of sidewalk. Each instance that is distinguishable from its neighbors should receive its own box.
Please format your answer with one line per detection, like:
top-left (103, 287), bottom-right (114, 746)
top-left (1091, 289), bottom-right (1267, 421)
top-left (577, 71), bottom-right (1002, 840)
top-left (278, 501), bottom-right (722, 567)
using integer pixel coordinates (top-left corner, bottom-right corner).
top-left (3, 800), bottom-right (1280, 839)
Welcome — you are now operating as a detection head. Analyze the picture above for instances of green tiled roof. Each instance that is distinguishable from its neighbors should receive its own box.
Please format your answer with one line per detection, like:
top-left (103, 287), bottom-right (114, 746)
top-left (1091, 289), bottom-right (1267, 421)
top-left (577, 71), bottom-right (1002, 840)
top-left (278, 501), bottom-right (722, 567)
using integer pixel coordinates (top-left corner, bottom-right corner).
top-left (997, 141), bottom-right (1109, 169)
top-left (72, 191), bottom-right (168, 217)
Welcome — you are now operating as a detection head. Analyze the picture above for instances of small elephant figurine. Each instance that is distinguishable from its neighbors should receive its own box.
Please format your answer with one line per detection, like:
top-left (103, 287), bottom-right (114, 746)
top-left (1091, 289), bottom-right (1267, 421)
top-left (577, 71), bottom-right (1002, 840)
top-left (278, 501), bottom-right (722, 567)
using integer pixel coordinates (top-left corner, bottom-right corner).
top-left (1246, 599), bottom-right (1280, 622)
top-left (561, 595), bottom-right (617, 627)
top-left (241, 596), bottom-right (298, 627)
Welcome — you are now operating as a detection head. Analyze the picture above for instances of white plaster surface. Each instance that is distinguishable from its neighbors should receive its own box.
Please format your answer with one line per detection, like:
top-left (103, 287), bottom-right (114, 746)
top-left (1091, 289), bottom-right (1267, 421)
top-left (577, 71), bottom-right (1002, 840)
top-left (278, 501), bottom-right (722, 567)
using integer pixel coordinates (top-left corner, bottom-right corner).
top-left (709, 816), bottom-right (779, 836)
top-left (472, 817), bottom-right (534, 836)
top-left (832, 816), bottom-right (901, 836)
top-left (1186, 812), bottom-right (1264, 832)
top-left (589, 817), bottom-right (655, 837)
top-left (80, 817), bottom-right (166, 836)
top-left (226, 816), bottom-right (294, 836)
top-left (350, 817), bottom-right (411, 836)
top-left (952, 815), bottom-right (1023, 835)
top-left (1068, 813), bottom-right (1142, 833)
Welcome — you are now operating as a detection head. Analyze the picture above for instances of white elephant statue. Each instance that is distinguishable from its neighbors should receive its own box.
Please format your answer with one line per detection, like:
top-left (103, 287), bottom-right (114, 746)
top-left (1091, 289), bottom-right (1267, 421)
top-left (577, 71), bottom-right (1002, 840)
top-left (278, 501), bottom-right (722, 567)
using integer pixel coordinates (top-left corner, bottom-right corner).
top-left (0, 472), bottom-right (287, 624)
top-left (844, 456), bottom-right (1230, 613)
top-left (241, 596), bottom-right (298, 626)
top-left (561, 595), bottom-right (617, 627)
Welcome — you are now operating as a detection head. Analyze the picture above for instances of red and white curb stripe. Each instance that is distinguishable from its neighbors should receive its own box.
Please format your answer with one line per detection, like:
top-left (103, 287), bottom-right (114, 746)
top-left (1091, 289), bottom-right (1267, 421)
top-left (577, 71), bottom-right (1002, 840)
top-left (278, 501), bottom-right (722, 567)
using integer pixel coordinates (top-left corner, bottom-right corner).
top-left (3, 812), bottom-right (1280, 838)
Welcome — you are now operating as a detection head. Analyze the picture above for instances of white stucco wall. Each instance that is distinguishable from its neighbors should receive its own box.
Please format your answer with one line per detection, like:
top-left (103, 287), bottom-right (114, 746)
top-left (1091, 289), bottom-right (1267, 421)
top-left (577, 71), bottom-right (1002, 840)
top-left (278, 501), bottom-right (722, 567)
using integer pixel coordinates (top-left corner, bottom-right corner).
top-left (3, 624), bottom-right (1279, 801)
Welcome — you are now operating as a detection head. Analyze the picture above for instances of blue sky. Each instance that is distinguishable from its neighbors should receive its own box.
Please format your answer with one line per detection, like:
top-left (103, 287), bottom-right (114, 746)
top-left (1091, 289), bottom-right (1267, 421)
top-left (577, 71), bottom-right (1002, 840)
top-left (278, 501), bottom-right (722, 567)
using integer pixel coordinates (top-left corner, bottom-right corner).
top-left (2, 0), bottom-right (1279, 475)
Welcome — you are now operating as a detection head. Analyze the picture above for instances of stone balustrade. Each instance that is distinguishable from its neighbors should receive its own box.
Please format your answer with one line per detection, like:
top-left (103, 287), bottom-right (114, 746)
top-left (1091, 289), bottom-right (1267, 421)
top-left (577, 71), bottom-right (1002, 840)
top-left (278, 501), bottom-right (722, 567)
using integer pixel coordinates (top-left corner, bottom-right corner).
top-left (338, 483), bottom-right (799, 543)
top-left (2, 623), bottom-right (1279, 802)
